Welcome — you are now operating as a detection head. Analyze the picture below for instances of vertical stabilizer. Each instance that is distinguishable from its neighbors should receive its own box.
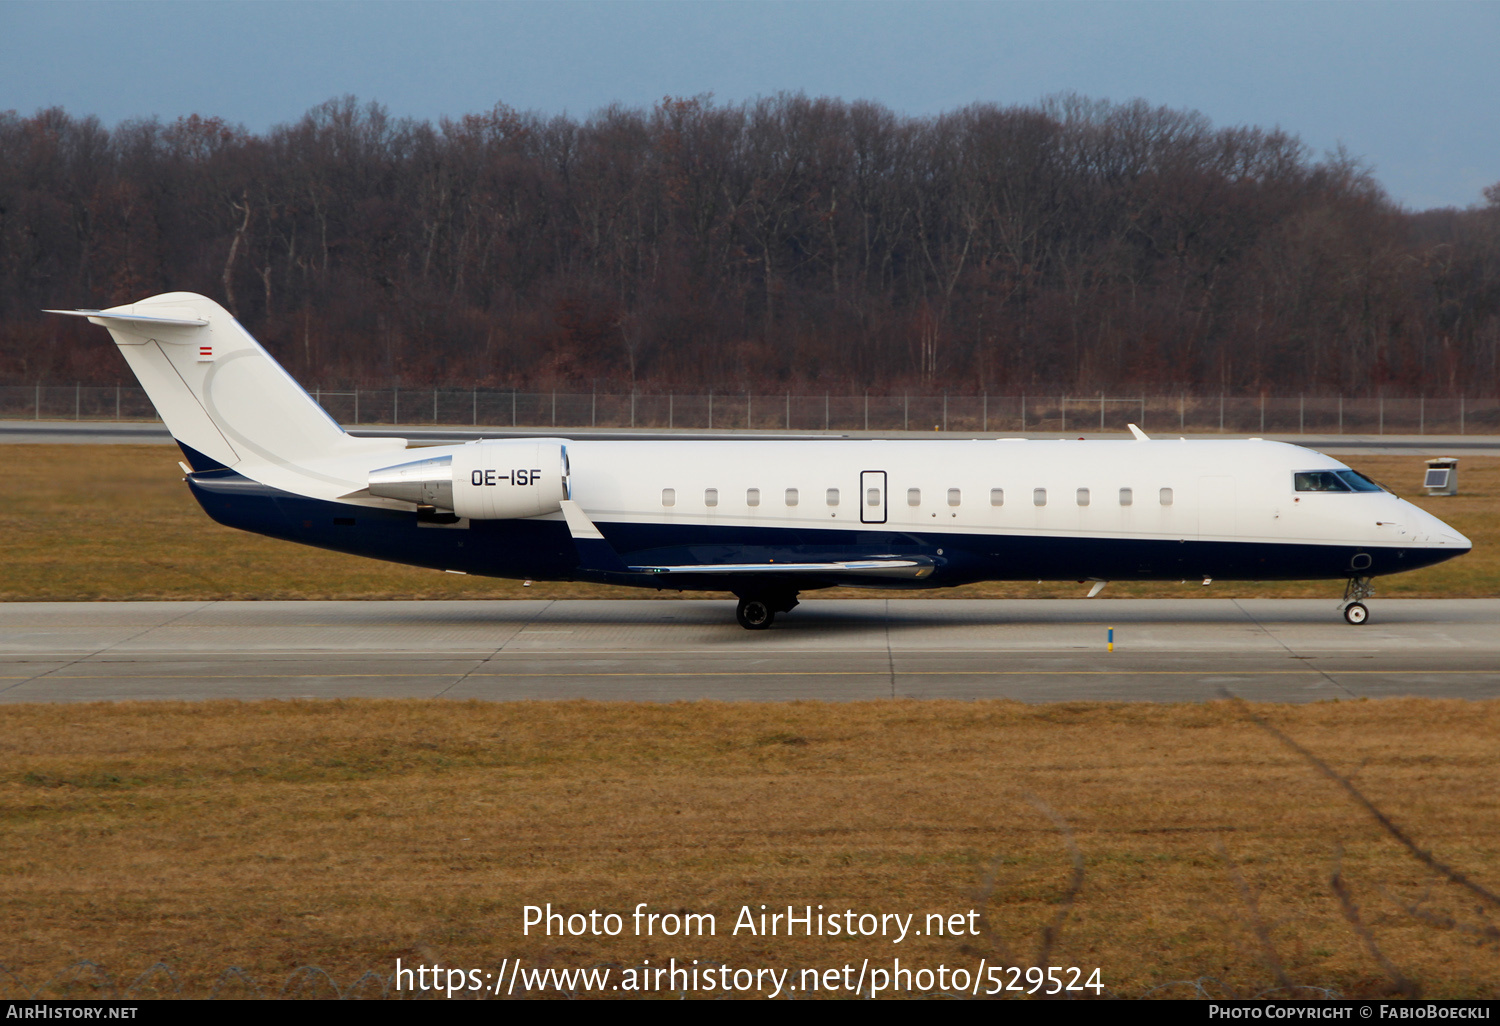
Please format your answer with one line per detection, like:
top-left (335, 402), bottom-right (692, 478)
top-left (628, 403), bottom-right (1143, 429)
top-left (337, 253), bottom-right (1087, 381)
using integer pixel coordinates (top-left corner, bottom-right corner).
top-left (49, 293), bottom-right (404, 487)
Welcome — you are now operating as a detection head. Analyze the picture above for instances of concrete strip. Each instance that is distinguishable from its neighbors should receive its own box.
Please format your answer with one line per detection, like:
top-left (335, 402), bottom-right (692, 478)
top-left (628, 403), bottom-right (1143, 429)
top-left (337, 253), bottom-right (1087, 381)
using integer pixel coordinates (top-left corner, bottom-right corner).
top-left (1, 599), bottom-right (1497, 704)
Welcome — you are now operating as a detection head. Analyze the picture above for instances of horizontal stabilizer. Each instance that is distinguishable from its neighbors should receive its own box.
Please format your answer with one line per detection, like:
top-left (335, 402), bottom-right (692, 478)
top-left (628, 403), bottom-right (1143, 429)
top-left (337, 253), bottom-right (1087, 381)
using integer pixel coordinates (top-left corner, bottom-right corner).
top-left (45, 309), bottom-right (208, 328)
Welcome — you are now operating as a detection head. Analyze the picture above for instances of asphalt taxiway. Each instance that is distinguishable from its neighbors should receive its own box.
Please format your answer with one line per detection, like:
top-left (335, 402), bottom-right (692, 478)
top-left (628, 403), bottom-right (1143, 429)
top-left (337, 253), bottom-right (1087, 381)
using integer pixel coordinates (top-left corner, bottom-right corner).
top-left (2, 599), bottom-right (1496, 704)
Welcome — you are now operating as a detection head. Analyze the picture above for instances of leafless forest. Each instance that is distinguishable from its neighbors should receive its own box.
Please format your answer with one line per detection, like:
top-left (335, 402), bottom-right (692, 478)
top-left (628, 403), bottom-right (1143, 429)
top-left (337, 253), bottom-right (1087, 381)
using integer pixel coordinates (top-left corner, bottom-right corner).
top-left (2, 94), bottom-right (1498, 395)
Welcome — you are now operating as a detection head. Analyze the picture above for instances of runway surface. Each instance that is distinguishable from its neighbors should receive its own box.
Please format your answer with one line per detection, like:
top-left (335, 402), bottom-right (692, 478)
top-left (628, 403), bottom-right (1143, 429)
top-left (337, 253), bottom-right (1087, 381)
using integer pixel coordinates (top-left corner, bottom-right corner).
top-left (2, 599), bottom-right (1497, 704)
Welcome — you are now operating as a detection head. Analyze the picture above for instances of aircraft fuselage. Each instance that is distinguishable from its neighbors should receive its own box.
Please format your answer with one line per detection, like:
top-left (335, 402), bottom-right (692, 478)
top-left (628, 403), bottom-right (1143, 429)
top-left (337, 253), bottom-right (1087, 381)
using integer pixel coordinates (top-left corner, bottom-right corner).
top-left (185, 437), bottom-right (1468, 592)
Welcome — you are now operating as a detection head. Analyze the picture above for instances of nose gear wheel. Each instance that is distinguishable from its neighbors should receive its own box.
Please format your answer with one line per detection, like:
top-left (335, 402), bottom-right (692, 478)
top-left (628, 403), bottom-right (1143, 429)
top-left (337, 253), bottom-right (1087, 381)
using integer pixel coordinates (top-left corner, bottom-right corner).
top-left (1341, 576), bottom-right (1374, 625)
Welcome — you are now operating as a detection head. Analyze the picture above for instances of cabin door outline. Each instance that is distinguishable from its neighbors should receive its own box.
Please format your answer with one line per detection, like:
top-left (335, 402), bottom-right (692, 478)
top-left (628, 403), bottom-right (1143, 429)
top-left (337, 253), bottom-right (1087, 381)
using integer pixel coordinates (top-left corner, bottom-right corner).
top-left (1198, 475), bottom-right (1237, 539)
top-left (860, 470), bottom-right (887, 524)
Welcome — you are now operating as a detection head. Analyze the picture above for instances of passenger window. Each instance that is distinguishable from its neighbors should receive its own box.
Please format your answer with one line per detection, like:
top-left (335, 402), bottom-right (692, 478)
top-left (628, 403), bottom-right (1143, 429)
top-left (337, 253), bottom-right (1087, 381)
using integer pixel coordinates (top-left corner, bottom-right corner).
top-left (990, 488), bottom-right (1004, 507)
top-left (1033, 487), bottom-right (1047, 507)
top-left (747, 487), bottom-right (760, 507)
top-left (1119, 487), bottom-right (1133, 506)
top-left (705, 487), bottom-right (718, 507)
top-left (826, 488), bottom-right (840, 506)
top-left (908, 488), bottom-right (921, 506)
top-left (785, 487), bottom-right (799, 507)
top-left (866, 487), bottom-right (881, 507)
top-left (947, 488), bottom-right (961, 506)
top-left (662, 488), bottom-right (676, 507)
top-left (1076, 487), bottom-right (1090, 507)
top-left (1159, 487), bottom-right (1173, 506)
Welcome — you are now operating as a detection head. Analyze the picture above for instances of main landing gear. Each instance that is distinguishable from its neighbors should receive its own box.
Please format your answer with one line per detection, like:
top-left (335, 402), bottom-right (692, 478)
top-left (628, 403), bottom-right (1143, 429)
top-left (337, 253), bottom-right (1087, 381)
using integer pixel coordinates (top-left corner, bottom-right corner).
top-left (734, 590), bottom-right (800, 630)
top-left (1341, 576), bottom-right (1374, 625)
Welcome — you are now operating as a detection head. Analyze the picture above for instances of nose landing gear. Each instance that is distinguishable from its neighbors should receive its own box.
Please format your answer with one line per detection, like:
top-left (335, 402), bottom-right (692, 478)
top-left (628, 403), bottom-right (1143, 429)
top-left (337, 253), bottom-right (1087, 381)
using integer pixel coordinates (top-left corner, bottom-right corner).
top-left (1341, 576), bottom-right (1374, 625)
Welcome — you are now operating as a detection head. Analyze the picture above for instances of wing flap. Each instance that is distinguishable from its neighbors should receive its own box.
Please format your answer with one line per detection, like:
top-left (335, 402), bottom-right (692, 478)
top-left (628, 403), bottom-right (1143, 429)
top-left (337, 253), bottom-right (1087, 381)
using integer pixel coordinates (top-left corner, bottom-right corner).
top-left (558, 501), bottom-right (934, 580)
top-left (632, 558), bottom-right (934, 579)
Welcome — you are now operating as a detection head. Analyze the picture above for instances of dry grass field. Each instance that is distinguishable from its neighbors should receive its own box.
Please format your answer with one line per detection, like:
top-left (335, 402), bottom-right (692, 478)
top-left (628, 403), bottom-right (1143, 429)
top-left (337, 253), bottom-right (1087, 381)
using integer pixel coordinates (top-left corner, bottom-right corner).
top-left (1, 444), bottom-right (1494, 601)
top-left (1, 698), bottom-right (1498, 999)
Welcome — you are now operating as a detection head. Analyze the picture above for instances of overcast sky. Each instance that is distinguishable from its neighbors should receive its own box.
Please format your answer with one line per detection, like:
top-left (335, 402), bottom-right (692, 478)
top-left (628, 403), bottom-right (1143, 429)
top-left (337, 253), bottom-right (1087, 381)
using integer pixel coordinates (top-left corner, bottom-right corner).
top-left (2, 1), bottom-right (1496, 210)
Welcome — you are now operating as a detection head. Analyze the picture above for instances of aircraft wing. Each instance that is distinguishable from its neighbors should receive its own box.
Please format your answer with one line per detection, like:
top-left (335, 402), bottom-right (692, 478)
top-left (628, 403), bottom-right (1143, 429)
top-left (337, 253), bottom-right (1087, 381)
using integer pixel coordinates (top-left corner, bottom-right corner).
top-left (630, 558), bottom-right (933, 578)
top-left (558, 500), bottom-right (933, 579)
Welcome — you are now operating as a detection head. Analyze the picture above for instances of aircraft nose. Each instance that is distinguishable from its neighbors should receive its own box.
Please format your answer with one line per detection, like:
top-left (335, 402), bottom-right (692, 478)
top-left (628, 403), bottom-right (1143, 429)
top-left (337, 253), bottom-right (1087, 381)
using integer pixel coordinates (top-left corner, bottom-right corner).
top-left (1417, 506), bottom-right (1470, 550)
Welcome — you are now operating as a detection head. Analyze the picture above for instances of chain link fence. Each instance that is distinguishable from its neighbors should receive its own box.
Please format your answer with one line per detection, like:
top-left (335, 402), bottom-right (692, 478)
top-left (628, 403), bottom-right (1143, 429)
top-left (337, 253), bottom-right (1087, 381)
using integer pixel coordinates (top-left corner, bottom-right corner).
top-left (2, 384), bottom-right (1497, 434)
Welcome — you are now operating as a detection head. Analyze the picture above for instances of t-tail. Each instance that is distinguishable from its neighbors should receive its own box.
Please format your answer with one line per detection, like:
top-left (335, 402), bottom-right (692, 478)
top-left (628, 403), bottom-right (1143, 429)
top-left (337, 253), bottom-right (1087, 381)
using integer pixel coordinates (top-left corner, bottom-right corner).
top-left (48, 292), bottom-right (408, 499)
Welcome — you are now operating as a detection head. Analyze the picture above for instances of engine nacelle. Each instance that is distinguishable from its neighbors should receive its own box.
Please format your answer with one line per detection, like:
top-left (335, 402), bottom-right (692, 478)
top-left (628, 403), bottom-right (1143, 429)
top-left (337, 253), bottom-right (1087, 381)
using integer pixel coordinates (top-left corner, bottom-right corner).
top-left (451, 439), bottom-right (568, 520)
top-left (367, 439), bottom-right (569, 520)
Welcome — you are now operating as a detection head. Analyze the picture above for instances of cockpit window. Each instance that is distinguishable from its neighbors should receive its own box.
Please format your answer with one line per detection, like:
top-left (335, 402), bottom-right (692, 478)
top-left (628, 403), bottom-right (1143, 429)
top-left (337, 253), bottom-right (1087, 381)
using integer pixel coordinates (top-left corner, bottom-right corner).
top-left (1335, 470), bottom-right (1383, 492)
top-left (1295, 470), bottom-right (1385, 493)
top-left (1294, 471), bottom-right (1351, 492)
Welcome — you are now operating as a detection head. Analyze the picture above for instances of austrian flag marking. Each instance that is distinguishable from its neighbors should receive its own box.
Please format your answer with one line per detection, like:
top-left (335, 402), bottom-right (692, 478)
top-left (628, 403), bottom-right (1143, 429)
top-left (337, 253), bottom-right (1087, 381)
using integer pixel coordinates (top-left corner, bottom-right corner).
top-left (197, 344), bottom-right (213, 362)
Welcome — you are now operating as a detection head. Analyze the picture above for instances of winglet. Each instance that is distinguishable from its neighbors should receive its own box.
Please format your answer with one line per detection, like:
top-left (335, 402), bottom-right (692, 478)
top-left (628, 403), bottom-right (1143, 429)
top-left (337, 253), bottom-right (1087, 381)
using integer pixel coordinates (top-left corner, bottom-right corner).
top-left (559, 500), bottom-right (629, 573)
top-left (560, 499), bottom-right (606, 540)
top-left (1127, 423), bottom-right (1151, 441)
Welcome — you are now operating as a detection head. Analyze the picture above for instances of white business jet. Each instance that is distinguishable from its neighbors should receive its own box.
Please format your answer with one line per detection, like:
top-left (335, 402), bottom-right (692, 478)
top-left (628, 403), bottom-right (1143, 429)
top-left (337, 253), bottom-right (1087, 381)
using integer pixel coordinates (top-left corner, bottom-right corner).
top-left (51, 293), bottom-right (1470, 629)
